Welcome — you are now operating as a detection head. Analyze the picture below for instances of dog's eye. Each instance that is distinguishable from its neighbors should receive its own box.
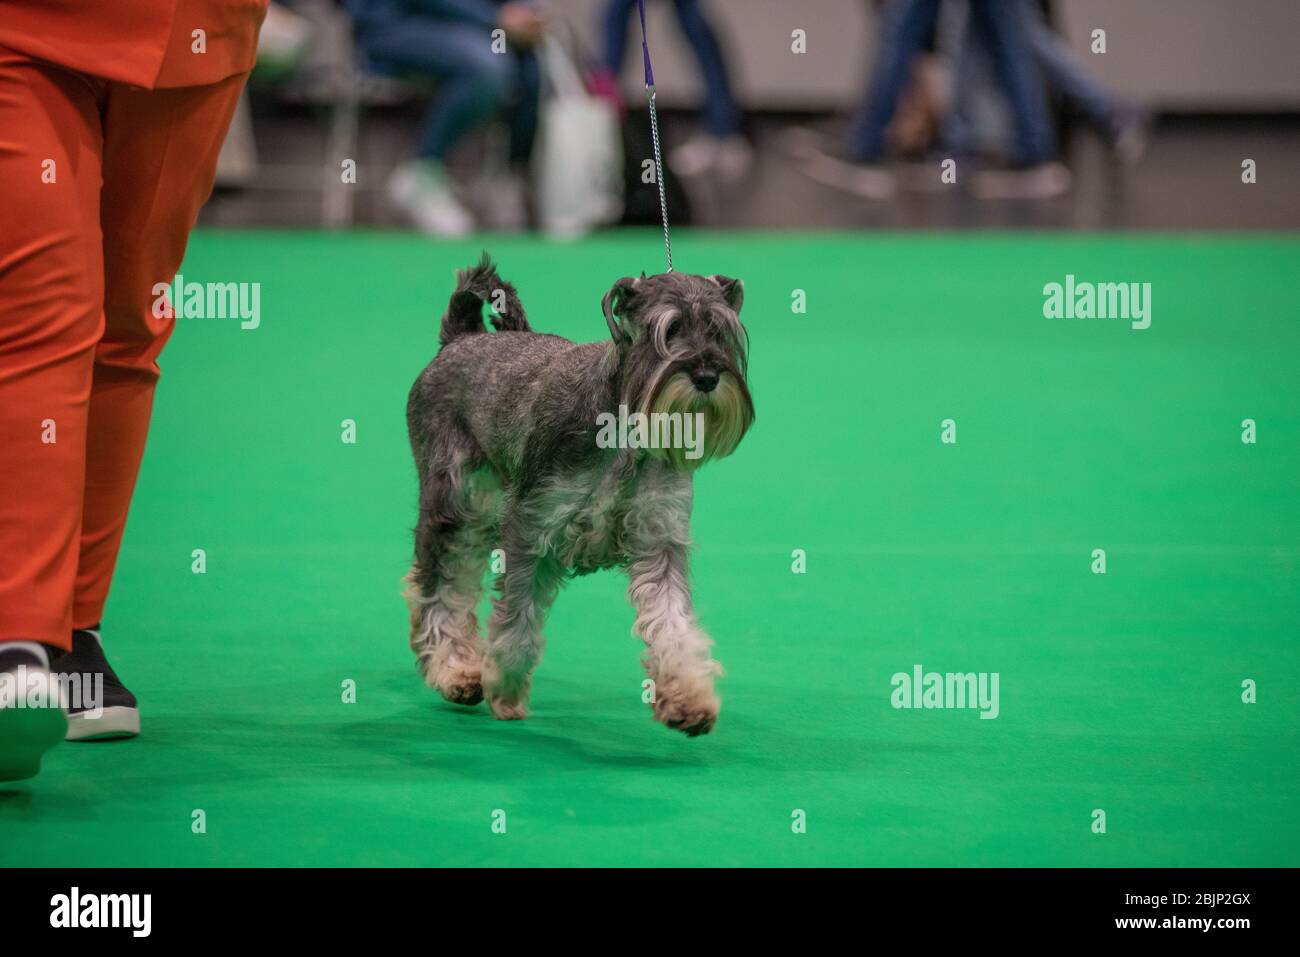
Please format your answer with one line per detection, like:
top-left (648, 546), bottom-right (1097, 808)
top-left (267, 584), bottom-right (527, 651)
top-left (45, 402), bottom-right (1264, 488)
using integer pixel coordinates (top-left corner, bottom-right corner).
top-left (665, 319), bottom-right (681, 342)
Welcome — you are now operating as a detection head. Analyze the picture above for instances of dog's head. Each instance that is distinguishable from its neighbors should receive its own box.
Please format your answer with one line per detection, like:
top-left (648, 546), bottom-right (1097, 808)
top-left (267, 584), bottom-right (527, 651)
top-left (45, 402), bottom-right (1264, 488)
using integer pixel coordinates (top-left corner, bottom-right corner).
top-left (602, 272), bottom-right (755, 470)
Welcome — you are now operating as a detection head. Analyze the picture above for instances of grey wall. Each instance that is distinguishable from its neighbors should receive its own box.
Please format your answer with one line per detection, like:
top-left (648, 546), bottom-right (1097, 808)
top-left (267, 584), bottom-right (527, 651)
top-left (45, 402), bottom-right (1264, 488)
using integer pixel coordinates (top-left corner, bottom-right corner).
top-left (557, 0), bottom-right (1300, 111)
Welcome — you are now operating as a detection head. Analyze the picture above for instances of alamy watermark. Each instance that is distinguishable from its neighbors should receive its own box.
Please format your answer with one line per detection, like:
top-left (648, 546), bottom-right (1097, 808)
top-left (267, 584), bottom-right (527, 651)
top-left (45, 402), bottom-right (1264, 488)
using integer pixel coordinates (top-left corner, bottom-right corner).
top-left (891, 664), bottom-right (1000, 719)
top-left (50, 887), bottom-right (151, 937)
top-left (595, 403), bottom-right (705, 461)
top-left (0, 667), bottom-right (102, 718)
top-left (151, 274), bottom-right (261, 329)
top-left (1043, 274), bottom-right (1151, 330)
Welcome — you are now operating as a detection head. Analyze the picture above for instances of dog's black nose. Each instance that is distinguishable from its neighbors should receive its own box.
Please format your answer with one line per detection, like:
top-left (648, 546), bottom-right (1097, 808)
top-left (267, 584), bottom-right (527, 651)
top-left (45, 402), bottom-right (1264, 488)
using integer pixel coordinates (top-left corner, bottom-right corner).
top-left (691, 369), bottom-right (720, 393)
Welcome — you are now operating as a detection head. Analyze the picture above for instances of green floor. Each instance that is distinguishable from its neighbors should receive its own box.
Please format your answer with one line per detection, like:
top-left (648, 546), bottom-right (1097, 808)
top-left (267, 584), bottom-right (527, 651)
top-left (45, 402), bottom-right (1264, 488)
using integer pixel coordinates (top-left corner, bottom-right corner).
top-left (4, 231), bottom-right (1298, 867)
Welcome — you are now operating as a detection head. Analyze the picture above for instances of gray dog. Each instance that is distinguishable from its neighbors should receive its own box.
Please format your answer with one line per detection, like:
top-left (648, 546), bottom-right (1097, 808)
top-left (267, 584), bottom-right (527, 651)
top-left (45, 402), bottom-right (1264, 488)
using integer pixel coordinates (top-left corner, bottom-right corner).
top-left (404, 255), bottom-right (754, 735)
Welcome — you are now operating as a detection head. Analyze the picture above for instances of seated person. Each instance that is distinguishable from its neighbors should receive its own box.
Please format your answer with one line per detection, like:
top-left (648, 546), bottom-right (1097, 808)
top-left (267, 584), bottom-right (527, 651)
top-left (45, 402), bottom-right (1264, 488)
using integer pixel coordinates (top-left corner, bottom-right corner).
top-left (348, 0), bottom-right (545, 234)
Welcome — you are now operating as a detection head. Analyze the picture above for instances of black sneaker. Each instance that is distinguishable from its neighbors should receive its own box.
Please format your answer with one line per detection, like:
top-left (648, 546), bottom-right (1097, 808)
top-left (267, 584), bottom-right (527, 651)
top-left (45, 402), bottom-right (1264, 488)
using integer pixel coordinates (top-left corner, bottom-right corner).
top-left (0, 644), bottom-right (67, 781)
top-left (52, 627), bottom-right (140, 741)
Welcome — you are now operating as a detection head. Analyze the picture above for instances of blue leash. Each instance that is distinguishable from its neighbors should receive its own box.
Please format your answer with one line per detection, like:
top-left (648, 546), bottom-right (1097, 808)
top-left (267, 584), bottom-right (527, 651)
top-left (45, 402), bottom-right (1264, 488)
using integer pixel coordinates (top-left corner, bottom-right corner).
top-left (637, 0), bottom-right (673, 273)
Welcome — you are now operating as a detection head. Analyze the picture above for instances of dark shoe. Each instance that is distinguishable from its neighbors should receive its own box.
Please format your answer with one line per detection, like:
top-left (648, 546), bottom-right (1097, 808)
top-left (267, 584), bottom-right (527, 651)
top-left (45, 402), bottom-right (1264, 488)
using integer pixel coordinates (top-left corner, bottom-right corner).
top-left (52, 628), bottom-right (140, 741)
top-left (0, 644), bottom-right (67, 781)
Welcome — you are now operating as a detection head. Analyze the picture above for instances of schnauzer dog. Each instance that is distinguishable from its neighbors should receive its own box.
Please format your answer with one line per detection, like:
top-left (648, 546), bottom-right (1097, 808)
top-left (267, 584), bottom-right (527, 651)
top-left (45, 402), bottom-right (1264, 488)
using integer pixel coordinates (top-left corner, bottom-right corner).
top-left (404, 255), bottom-right (754, 735)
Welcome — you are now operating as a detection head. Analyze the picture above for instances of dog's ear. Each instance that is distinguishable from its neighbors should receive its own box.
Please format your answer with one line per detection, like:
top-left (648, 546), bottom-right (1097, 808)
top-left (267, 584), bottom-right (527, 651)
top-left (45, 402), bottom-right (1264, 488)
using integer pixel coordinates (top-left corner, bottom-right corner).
top-left (709, 275), bottom-right (744, 314)
top-left (602, 276), bottom-right (641, 345)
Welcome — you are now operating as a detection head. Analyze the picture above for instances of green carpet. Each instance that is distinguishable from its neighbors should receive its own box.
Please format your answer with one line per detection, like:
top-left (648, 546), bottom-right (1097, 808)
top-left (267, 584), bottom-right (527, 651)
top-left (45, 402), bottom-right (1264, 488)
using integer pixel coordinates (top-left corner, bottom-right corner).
top-left (4, 230), bottom-right (1297, 867)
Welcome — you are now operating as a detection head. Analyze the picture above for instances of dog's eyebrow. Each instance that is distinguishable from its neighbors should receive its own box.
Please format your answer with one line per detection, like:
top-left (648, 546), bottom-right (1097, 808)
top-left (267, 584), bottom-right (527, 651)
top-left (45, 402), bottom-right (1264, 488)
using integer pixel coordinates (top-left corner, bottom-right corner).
top-left (707, 302), bottom-right (742, 332)
top-left (644, 304), bottom-right (680, 326)
top-left (705, 302), bottom-right (749, 369)
top-left (645, 306), bottom-right (682, 355)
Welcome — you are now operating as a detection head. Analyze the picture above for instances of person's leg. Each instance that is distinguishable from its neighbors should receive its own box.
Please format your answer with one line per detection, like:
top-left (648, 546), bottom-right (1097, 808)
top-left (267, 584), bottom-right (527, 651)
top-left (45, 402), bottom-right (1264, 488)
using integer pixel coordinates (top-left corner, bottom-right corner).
top-left (847, 0), bottom-right (943, 162)
top-left (966, 0), bottom-right (1054, 165)
top-left (939, 0), bottom-right (977, 158)
top-left (362, 17), bottom-right (516, 234)
top-left (44, 71), bottom-right (249, 744)
top-left (1020, 0), bottom-right (1118, 131)
top-left (0, 45), bottom-right (104, 654)
top-left (363, 19), bottom-right (515, 161)
top-left (941, 2), bottom-right (1020, 162)
top-left (507, 50), bottom-right (540, 164)
top-left (601, 0), bottom-right (640, 72)
top-left (671, 0), bottom-right (741, 137)
top-left (73, 73), bottom-right (248, 633)
top-left (472, 50), bottom-right (536, 232)
top-left (1018, 0), bottom-right (1146, 162)
top-left (0, 46), bottom-right (104, 778)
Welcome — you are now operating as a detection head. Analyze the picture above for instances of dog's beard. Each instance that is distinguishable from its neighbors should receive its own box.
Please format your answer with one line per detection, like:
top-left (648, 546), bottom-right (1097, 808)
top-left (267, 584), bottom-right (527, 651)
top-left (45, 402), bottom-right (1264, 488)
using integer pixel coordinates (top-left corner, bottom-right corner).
top-left (644, 370), bottom-right (753, 472)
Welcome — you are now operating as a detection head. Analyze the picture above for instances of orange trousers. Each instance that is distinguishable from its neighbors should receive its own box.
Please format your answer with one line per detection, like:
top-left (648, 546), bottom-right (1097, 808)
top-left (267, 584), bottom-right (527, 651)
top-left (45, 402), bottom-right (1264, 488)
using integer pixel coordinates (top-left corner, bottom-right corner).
top-left (0, 44), bottom-right (246, 651)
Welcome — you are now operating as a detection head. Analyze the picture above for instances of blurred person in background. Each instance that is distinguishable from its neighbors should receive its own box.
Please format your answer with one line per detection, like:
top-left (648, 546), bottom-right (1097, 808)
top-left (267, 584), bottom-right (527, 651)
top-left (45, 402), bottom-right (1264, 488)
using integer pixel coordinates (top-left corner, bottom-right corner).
top-left (1008, 0), bottom-right (1148, 164)
top-left (348, 0), bottom-right (545, 235)
top-left (942, 0), bottom-right (1148, 196)
top-left (598, 0), bottom-right (751, 179)
top-left (796, 0), bottom-right (1067, 200)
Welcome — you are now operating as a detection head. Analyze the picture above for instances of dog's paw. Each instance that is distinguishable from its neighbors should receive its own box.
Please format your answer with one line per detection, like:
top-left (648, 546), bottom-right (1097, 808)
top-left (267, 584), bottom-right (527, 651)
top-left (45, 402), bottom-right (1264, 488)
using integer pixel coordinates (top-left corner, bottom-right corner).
top-left (481, 661), bottom-right (531, 720)
top-left (419, 654), bottom-right (484, 707)
top-left (438, 678), bottom-right (484, 707)
top-left (652, 683), bottom-right (720, 737)
top-left (486, 694), bottom-right (529, 721)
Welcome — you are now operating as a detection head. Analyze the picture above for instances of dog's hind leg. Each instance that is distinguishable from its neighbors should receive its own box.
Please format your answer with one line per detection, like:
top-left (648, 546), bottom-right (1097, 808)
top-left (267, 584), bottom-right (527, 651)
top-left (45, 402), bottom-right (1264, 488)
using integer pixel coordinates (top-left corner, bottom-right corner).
top-left (405, 458), bottom-right (498, 706)
top-left (481, 504), bottom-right (563, 721)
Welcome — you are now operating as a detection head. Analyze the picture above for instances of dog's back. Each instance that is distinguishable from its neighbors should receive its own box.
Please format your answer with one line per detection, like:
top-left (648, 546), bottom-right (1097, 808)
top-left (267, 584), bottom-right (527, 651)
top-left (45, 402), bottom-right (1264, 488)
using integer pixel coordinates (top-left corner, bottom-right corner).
top-left (409, 257), bottom-right (612, 478)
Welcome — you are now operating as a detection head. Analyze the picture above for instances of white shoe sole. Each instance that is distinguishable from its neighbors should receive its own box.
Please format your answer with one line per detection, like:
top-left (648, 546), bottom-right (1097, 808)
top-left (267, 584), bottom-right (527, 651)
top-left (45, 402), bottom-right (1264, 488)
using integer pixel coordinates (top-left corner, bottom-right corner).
top-left (970, 164), bottom-right (1072, 200)
top-left (799, 152), bottom-right (897, 200)
top-left (0, 705), bottom-right (67, 781)
top-left (66, 705), bottom-right (140, 742)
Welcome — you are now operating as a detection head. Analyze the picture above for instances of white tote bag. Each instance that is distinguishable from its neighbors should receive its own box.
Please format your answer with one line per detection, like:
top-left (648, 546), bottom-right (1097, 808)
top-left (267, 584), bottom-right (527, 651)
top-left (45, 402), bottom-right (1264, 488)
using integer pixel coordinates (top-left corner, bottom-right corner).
top-left (533, 35), bottom-right (624, 238)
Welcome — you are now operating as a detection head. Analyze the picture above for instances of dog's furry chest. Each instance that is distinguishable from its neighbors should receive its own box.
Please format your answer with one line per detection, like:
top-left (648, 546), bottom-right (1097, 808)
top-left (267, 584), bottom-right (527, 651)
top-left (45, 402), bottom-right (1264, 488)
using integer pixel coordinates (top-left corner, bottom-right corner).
top-left (524, 458), bottom-right (692, 574)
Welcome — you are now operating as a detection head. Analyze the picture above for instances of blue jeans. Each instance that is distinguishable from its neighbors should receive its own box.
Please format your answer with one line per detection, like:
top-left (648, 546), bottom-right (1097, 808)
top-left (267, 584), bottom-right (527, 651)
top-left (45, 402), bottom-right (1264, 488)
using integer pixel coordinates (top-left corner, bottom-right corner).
top-left (946, 0), bottom-right (1122, 156)
top-left (357, 17), bottom-right (540, 163)
top-left (602, 0), bottom-right (741, 137)
top-left (849, 0), bottom-right (1054, 165)
top-left (1021, 0), bottom-right (1122, 131)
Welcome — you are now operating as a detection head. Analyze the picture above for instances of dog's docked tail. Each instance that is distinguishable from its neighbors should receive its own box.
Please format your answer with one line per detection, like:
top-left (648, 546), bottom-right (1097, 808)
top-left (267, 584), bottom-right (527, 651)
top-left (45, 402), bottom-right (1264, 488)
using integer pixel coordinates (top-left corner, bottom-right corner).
top-left (439, 252), bottom-right (530, 346)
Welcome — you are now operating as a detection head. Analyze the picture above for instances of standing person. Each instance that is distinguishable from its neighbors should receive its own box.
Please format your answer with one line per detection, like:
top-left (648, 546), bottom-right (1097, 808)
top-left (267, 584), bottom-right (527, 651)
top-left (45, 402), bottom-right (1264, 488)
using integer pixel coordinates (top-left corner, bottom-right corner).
top-left (796, 0), bottom-right (1067, 200)
top-left (0, 0), bottom-right (268, 782)
top-left (599, 0), bottom-right (752, 179)
top-left (1015, 0), bottom-right (1148, 164)
top-left (348, 0), bottom-right (546, 236)
top-left (942, 0), bottom-right (1146, 196)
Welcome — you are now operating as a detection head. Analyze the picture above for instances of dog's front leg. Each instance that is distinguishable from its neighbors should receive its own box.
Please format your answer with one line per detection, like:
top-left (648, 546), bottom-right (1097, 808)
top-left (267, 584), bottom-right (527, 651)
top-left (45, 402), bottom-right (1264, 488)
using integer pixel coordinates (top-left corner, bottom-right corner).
top-left (627, 547), bottom-right (722, 736)
top-left (482, 546), bottom-right (562, 721)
